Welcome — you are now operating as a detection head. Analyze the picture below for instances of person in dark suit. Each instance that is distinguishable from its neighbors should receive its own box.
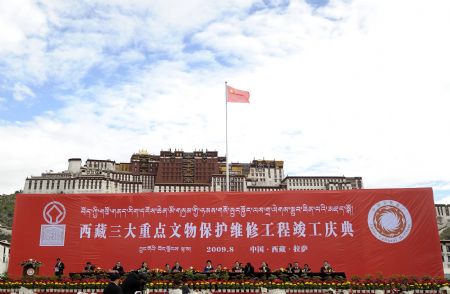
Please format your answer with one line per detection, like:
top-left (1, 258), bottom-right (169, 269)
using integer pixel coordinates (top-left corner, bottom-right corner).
top-left (243, 262), bottom-right (254, 276)
top-left (203, 260), bottom-right (214, 273)
top-left (104, 274), bottom-right (123, 294)
top-left (302, 264), bottom-right (311, 275)
top-left (137, 262), bottom-right (149, 273)
top-left (112, 261), bottom-right (125, 276)
top-left (171, 261), bottom-right (183, 273)
top-left (181, 282), bottom-right (191, 294)
top-left (84, 261), bottom-right (96, 273)
top-left (121, 272), bottom-right (142, 294)
top-left (231, 261), bottom-right (243, 273)
top-left (164, 264), bottom-right (171, 273)
top-left (292, 262), bottom-right (301, 274)
top-left (285, 263), bottom-right (293, 273)
top-left (320, 261), bottom-right (334, 274)
top-left (54, 258), bottom-right (65, 278)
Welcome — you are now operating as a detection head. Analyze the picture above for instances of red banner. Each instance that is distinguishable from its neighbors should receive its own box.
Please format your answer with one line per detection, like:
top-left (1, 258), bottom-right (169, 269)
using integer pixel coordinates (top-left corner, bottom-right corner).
top-left (9, 188), bottom-right (443, 277)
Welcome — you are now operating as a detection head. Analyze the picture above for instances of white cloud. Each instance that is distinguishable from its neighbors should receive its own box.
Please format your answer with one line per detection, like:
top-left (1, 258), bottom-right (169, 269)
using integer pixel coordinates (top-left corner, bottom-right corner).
top-left (13, 83), bottom-right (35, 102)
top-left (0, 0), bottom-right (450, 196)
top-left (0, 0), bottom-right (47, 54)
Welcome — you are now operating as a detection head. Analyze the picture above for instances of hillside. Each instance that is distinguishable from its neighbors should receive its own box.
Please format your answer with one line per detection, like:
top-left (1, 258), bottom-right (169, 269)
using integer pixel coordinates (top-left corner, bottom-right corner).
top-left (0, 193), bottom-right (16, 242)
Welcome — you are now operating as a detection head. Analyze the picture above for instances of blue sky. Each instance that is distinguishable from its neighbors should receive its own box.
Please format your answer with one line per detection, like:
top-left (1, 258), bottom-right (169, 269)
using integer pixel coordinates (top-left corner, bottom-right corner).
top-left (1, 0), bottom-right (450, 203)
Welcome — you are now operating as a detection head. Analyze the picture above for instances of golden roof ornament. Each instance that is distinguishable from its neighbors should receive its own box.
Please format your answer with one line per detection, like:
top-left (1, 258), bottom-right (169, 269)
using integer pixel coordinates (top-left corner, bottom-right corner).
top-left (137, 149), bottom-right (148, 155)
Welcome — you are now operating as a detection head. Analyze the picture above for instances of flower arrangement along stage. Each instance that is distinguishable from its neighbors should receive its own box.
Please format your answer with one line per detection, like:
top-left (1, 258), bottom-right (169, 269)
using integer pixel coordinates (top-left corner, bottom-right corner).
top-left (0, 273), bottom-right (448, 292)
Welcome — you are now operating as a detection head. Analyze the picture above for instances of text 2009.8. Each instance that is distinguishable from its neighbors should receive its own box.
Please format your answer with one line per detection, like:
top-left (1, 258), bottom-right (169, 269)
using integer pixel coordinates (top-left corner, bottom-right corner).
top-left (206, 246), bottom-right (234, 253)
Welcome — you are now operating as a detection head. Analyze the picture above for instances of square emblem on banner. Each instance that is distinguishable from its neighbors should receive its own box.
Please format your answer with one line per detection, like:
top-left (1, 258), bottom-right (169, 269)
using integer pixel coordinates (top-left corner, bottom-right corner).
top-left (40, 224), bottom-right (66, 246)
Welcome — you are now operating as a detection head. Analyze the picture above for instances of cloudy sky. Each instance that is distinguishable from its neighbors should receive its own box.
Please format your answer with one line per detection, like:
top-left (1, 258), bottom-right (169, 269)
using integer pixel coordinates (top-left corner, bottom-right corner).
top-left (0, 0), bottom-right (449, 202)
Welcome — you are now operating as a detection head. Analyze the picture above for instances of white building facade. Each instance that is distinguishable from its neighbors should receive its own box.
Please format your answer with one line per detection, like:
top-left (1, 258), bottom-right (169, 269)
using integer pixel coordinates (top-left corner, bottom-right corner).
top-left (440, 240), bottom-right (450, 278)
top-left (24, 159), bottom-right (153, 194)
top-left (433, 204), bottom-right (450, 277)
top-left (282, 176), bottom-right (363, 190)
top-left (0, 240), bottom-right (10, 274)
top-left (211, 174), bottom-right (247, 192)
top-left (246, 160), bottom-right (284, 187)
top-left (436, 204), bottom-right (450, 234)
top-left (24, 155), bottom-right (363, 194)
top-left (153, 184), bottom-right (210, 193)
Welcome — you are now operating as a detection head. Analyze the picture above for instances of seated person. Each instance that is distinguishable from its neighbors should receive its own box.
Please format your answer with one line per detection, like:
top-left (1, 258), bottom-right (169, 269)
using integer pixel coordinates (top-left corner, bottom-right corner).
top-left (291, 262), bottom-right (301, 274)
top-left (244, 262), bottom-right (254, 275)
top-left (203, 260), bottom-right (214, 273)
top-left (84, 261), bottom-right (96, 273)
top-left (164, 263), bottom-right (171, 273)
top-left (231, 261), bottom-right (243, 273)
top-left (171, 261), bottom-right (183, 273)
top-left (285, 263), bottom-right (293, 273)
top-left (137, 261), bottom-right (149, 273)
top-left (215, 264), bottom-right (223, 272)
top-left (259, 261), bottom-right (271, 273)
top-left (302, 264), bottom-right (311, 274)
top-left (320, 261), bottom-right (334, 274)
top-left (111, 261), bottom-right (125, 275)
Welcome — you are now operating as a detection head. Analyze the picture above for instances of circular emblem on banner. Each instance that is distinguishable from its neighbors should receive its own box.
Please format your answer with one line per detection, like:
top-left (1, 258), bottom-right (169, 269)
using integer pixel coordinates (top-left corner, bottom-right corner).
top-left (43, 201), bottom-right (66, 224)
top-left (368, 200), bottom-right (412, 243)
top-left (26, 267), bottom-right (36, 276)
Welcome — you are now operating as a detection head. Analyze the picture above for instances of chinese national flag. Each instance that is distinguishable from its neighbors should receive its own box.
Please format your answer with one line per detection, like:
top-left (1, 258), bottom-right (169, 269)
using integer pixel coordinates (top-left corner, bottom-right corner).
top-left (226, 85), bottom-right (250, 103)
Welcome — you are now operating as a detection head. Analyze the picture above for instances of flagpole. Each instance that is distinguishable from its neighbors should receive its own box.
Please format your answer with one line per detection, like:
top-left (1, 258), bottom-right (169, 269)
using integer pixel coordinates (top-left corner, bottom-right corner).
top-left (225, 81), bottom-right (229, 192)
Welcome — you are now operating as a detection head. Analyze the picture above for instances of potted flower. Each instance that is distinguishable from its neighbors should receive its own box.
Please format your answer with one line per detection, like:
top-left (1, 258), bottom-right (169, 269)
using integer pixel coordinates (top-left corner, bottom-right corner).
top-left (20, 259), bottom-right (43, 277)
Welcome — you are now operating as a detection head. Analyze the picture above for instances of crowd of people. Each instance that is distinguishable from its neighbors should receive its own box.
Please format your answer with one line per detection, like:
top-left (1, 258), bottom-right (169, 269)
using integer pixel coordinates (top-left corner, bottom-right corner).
top-left (53, 258), bottom-right (335, 278)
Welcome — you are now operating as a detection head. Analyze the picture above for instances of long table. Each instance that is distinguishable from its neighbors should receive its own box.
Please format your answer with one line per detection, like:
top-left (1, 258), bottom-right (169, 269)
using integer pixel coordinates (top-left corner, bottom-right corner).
top-left (69, 271), bottom-right (346, 279)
